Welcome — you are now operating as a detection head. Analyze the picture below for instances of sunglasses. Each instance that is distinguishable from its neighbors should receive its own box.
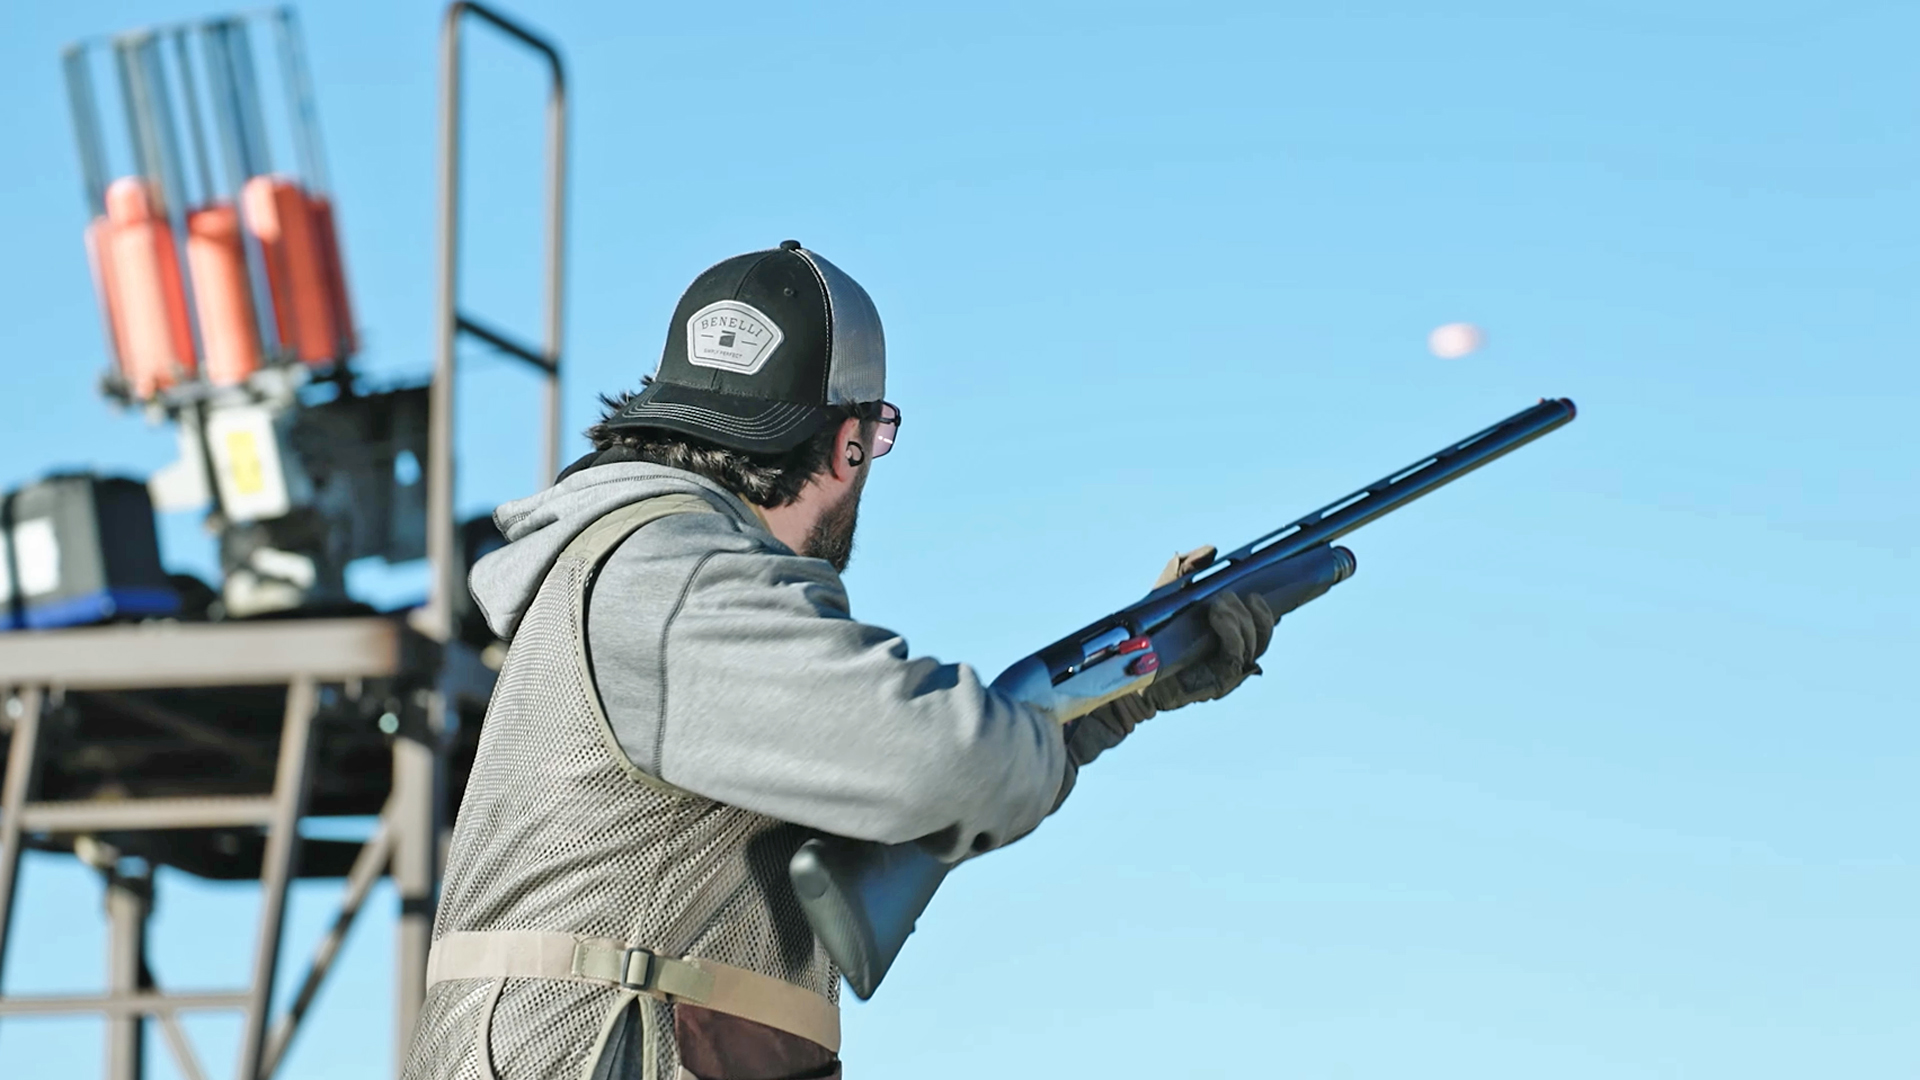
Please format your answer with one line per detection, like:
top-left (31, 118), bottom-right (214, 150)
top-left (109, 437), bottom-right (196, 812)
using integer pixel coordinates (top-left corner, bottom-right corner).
top-left (861, 401), bottom-right (903, 458)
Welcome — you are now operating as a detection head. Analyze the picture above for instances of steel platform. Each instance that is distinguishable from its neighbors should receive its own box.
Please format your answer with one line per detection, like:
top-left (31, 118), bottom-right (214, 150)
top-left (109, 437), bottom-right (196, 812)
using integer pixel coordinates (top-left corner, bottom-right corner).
top-left (0, 615), bottom-right (494, 1080)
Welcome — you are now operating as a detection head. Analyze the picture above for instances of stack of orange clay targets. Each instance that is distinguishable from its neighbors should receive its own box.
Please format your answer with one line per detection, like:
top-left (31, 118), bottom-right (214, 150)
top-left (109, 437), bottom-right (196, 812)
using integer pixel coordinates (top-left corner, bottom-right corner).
top-left (66, 11), bottom-right (357, 403)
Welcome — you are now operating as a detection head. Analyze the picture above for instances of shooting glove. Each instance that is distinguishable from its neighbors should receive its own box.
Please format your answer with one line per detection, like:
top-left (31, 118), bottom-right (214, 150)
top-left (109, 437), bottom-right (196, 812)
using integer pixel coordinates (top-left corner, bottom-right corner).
top-left (1065, 692), bottom-right (1155, 768)
top-left (1141, 590), bottom-right (1276, 711)
top-left (1062, 548), bottom-right (1277, 769)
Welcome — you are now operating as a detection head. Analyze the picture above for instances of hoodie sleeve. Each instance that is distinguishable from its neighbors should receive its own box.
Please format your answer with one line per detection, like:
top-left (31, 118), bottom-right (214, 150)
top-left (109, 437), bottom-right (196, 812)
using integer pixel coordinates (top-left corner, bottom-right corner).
top-left (646, 547), bottom-right (1069, 860)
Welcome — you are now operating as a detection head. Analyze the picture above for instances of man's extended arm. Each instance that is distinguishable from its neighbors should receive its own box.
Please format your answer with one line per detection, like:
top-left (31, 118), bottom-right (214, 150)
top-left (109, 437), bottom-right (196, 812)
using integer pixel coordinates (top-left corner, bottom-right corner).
top-left (644, 546), bottom-right (1067, 860)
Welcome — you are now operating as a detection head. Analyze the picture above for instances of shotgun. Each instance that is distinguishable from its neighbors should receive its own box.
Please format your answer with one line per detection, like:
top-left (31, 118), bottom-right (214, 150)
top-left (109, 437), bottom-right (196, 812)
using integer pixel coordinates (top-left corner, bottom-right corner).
top-left (792, 397), bottom-right (1578, 998)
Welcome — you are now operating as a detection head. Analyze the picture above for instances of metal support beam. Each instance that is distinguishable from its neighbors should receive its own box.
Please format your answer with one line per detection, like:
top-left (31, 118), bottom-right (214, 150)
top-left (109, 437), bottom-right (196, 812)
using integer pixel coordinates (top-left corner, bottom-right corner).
top-left (22, 796), bottom-right (278, 832)
top-left (418, 9), bottom-right (566, 1064)
top-left (390, 727), bottom-right (438, 1071)
top-left (0, 688), bottom-right (46, 996)
top-left (454, 313), bottom-right (554, 373)
top-left (0, 617), bottom-right (419, 689)
top-left (430, 0), bottom-right (569, 647)
top-left (261, 809), bottom-right (394, 1076)
top-left (106, 868), bottom-right (153, 1080)
top-left (0, 991), bottom-right (249, 1017)
top-left (2, 982), bottom-right (219, 1079)
top-left (156, 1012), bottom-right (211, 1080)
top-left (427, 2), bottom-right (461, 651)
top-left (236, 676), bottom-right (318, 1080)
top-left (536, 14), bottom-right (569, 488)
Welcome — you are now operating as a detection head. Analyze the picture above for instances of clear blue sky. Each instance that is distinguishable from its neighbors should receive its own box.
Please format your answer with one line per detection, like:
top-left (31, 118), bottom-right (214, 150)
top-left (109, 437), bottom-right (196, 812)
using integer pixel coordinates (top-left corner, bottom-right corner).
top-left (2, 0), bottom-right (1915, 1076)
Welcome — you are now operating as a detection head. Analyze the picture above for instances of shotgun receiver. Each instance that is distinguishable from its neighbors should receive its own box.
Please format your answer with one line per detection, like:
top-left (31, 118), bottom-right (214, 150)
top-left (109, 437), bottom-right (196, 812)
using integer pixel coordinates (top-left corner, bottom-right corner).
top-left (791, 397), bottom-right (1578, 999)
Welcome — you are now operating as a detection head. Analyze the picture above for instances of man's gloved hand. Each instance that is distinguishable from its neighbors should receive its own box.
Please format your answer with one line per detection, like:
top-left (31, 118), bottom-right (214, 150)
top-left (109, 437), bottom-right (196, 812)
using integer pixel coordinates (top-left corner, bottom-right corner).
top-left (1141, 590), bottom-right (1276, 711)
top-left (1065, 691), bottom-right (1154, 768)
top-left (1062, 547), bottom-right (1278, 769)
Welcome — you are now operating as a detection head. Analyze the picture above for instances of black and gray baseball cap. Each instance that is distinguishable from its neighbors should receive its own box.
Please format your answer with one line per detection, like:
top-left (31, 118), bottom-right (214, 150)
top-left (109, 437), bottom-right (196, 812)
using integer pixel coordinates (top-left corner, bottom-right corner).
top-left (606, 240), bottom-right (885, 453)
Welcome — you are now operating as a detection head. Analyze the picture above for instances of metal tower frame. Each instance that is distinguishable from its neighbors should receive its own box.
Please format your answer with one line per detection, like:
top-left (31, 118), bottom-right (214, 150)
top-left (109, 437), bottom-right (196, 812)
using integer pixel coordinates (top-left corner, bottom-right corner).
top-left (0, 4), bottom-right (566, 1078)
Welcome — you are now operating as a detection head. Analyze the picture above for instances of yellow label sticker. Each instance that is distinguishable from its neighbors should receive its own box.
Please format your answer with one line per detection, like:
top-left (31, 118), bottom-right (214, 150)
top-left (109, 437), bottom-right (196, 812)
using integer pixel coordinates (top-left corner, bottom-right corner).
top-left (226, 430), bottom-right (265, 495)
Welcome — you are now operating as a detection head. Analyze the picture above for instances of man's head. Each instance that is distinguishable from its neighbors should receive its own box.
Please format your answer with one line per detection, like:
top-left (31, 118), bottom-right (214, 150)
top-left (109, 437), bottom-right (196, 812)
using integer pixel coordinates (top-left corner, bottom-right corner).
top-left (578, 242), bottom-right (900, 571)
top-left (584, 395), bottom-right (894, 569)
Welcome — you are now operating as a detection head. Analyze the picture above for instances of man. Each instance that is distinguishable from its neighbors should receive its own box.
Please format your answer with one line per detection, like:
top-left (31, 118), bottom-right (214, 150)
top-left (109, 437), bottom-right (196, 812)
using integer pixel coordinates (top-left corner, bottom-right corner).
top-left (402, 242), bottom-right (1275, 1080)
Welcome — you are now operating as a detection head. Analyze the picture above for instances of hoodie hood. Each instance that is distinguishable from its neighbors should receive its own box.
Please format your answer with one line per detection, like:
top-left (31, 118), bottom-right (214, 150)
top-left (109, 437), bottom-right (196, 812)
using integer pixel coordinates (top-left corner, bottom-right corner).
top-left (470, 463), bottom-right (766, 640)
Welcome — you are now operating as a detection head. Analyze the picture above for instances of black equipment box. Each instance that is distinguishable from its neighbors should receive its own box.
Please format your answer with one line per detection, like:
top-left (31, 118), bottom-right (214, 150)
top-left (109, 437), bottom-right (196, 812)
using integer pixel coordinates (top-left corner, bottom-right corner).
top-left (1, 474), bottom-right (179, 630)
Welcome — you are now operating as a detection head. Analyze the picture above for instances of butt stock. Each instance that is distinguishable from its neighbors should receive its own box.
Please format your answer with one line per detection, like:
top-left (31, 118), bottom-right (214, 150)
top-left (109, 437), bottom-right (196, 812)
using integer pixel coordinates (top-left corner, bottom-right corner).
top-left (789, 835), bottom-right (948, 1001)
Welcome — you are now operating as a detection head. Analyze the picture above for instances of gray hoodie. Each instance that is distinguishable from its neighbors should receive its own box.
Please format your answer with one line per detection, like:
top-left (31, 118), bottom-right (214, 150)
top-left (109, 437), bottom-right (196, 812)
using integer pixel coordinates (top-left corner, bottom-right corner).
top-left (469, 462), bottom-right (1069, 859)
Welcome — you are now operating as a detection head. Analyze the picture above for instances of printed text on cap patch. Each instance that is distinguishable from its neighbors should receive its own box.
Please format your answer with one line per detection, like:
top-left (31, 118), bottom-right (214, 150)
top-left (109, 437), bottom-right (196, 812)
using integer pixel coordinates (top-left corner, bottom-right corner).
top-left (686, 299), bottom-right (785, 375)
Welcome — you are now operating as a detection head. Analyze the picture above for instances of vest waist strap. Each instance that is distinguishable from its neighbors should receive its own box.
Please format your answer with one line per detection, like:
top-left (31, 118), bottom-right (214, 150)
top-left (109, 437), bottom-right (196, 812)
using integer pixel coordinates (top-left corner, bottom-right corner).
top-left (426, 930), bottom-right (840, 1053)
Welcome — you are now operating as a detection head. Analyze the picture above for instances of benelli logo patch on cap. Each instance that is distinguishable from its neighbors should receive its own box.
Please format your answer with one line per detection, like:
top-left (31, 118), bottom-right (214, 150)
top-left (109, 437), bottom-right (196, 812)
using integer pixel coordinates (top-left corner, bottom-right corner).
top-left (687, 300), bottom-right (784, 375)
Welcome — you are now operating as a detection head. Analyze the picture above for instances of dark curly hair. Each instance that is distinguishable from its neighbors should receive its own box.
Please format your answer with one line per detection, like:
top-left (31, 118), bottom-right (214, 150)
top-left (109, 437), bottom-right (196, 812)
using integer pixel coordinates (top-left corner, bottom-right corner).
top-left (583, 388), bottom-right (871, 508)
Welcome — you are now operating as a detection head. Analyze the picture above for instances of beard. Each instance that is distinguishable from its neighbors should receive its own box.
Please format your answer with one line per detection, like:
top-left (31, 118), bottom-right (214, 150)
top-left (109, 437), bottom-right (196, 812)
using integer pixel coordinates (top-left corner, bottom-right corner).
top-left (802, 472), bottom-right (865, 573)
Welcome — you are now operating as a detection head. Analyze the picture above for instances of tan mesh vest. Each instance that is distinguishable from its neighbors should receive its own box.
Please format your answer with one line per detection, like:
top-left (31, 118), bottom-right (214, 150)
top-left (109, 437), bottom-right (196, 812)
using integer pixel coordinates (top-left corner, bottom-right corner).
top-left (402, 496), bottom-right (839, 1080)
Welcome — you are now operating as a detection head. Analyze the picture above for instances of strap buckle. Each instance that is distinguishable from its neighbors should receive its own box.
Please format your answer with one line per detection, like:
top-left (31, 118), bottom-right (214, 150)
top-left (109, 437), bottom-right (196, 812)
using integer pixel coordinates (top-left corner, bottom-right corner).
top-left (618, 946), bottom-right (655, 991)
top-left (570, 940), bottom-right (715, 1003)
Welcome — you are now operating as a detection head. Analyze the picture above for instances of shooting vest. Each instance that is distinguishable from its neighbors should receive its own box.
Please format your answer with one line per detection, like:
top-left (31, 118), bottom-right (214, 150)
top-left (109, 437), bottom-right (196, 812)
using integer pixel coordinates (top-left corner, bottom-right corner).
top-left (403, 496), bottom-right (840, 1080)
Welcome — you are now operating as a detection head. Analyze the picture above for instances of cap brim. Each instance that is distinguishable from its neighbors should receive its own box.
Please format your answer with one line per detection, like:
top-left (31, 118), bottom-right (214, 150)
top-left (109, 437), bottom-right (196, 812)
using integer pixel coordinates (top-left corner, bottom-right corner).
top-left (603, 382), bottom-right (840, 453)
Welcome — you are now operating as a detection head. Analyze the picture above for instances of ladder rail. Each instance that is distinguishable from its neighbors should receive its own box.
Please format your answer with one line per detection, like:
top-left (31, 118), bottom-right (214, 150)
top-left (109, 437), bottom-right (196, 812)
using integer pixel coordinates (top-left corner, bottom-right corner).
top-left (0, 688), bottom-right (46, 991)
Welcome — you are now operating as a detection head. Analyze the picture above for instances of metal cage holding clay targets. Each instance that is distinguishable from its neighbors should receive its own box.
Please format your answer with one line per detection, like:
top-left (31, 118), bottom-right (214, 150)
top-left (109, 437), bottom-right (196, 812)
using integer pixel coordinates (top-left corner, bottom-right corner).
top-left (63, 8), bottom-right (357, 405)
